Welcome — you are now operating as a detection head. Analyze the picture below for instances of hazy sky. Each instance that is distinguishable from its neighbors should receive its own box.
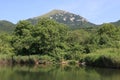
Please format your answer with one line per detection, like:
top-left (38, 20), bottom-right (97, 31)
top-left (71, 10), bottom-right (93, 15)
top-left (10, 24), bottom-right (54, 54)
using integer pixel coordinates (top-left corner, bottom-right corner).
top-left (0, 0), bottom-right (120, 24)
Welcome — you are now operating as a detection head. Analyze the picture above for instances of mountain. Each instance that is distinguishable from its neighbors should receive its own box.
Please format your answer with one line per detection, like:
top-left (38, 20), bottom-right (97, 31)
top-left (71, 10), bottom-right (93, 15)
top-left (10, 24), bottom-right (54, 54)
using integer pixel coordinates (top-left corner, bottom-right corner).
top-left (110, 20), bottom-right (120, 26)
top-left (0, 20), bottom-right (15, 33)
top-left (27, 9), bottom-right (96, 29)
top-left (2, 9), bottom-right (120, 32)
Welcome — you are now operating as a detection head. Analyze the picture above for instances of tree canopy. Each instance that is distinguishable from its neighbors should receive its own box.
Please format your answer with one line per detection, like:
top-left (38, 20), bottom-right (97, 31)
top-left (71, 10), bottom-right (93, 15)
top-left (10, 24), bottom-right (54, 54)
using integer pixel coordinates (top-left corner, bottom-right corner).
top-left (12, 18), bottom-right (68, 55)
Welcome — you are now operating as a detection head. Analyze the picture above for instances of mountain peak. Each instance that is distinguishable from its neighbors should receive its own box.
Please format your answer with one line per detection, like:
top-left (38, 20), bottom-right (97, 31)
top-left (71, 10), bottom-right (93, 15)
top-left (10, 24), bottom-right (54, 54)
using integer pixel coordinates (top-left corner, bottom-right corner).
top-left (28, 9), bottom-right (95, 29)
top-left (41, 9), bottom-right (68, 17)
top-left (50, 9), bottom-right (68, 13)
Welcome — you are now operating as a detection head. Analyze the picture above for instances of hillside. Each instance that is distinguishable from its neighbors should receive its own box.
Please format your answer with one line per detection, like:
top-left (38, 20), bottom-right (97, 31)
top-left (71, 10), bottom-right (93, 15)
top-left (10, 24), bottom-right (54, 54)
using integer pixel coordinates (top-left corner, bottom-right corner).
top-left (0, 20), bottom-right (15, 33)
top-left (27, 10), bottom-right (96, 29)
top-left (111, 20), bottom-right (120, 26)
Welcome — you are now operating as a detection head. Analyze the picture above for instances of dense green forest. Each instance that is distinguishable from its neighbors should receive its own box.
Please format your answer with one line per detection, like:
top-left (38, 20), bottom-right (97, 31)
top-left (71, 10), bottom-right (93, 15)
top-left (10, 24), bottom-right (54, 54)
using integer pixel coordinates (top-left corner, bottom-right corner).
top-left (0, 18), bottom-right (120, 68)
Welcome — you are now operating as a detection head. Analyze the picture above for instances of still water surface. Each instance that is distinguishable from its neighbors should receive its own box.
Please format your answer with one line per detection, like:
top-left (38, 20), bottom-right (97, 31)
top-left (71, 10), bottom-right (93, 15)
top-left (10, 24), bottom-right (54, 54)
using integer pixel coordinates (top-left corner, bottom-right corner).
top-left (0, 65), bottom-right (120, 80)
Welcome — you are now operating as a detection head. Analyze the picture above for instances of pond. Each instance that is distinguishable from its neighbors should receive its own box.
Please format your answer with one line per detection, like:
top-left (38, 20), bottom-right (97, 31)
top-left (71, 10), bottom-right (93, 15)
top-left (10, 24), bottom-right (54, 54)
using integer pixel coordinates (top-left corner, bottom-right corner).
top-left (0, 64), bottom-right (120, 80)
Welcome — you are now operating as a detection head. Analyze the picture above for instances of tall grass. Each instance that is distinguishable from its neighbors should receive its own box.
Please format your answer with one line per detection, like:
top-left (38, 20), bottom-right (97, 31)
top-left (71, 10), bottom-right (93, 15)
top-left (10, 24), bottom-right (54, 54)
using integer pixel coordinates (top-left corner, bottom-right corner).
top-left (0, 55), bottom-right (54, 65)
top-left (83, 48), bottom-right (120, 68)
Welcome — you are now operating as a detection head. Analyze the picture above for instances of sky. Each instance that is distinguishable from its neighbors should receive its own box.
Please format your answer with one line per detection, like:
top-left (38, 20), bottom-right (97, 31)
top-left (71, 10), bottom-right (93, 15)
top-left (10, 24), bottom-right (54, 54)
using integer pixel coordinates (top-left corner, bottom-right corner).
top-left (0, 0), bottom-right (120, 24)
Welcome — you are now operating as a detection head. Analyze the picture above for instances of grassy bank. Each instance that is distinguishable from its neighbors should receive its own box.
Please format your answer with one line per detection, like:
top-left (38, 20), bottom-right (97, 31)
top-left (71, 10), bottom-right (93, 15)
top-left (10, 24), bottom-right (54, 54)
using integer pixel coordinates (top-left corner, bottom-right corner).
top-left (1, 48), bottom-right (120, 69)
top-left (82, 48), bottom-right (120, 68)
top-left (0, 55), bottom-right (55, 65)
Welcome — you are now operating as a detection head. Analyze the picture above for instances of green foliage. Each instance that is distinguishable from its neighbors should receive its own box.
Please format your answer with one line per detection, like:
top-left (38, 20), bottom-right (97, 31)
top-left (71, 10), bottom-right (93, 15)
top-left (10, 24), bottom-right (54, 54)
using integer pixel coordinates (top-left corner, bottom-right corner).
top-left (67, 29), bottom-right (90, 53)
top-left (0, 20), bottom-right (15, 33)
top-left (84, 23), bottom-right (120, 49)
top-left (97, 24), bottom-right (120, 47)
top-left (1, 17), bottom-right (120, 68)
top-left (0, 33), bottom-right (14, 55)
top-left (98, 23), bottom-right (116, 37)
top-left (33, 18), bottom-right (68, 54)
top-left (68, 60), bottom-right (77, 65)
top-left (12, 18), bottom-right (68, 56)
top-left (12, 20), bottom-right (33, 55)
top-left (67, 29), bottom-right (89, 44)
top-left (13, 55), bottom-right (54, 64)
top-left (83, 48), bottom-right (120, 68)
top-left (111, 20), bottom-right (120, 26)
top-left (14, 20), bottom-right (33, 36)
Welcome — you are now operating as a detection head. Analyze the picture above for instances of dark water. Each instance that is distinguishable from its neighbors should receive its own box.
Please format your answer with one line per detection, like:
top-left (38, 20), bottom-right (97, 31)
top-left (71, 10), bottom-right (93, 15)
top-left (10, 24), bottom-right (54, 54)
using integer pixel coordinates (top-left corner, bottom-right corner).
top-left (0, 65), bottom-right (120, 80)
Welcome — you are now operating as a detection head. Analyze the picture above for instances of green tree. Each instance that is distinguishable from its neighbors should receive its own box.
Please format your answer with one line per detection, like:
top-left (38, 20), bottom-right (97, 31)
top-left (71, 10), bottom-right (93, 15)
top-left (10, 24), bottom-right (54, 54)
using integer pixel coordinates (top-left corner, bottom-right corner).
top-left (31, 18), bottom-right (68, 55)
top-left (85, 23), bottom-right (119, 48)
top-left (12, 20), bottom-right (33, 55)
top-left (67, 29), bottom-right (90, 52)
top-left (12, 18), bottom-right (68, 56)
top-left (98, 23), bottom-right (116, 37)
top-left (0, 33), bottom-right (14, 55)
top-left (97, 23), bottom-right (118, 47)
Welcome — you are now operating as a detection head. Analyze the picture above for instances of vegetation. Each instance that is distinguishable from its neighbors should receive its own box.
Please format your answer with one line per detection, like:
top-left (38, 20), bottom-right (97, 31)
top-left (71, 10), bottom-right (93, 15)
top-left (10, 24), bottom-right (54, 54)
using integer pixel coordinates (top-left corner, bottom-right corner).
top-left (0, 20), bottom-right (15, 33)
top-left (83, 48), bottom-right (120, 68)
top-left (0, 18), bottom-right (120, 68)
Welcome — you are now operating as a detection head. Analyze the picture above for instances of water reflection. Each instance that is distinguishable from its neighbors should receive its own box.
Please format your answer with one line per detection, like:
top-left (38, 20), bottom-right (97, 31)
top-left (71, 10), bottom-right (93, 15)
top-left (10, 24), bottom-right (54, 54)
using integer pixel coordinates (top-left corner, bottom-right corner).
top-left (0, 65), bottom-right (120, 80)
